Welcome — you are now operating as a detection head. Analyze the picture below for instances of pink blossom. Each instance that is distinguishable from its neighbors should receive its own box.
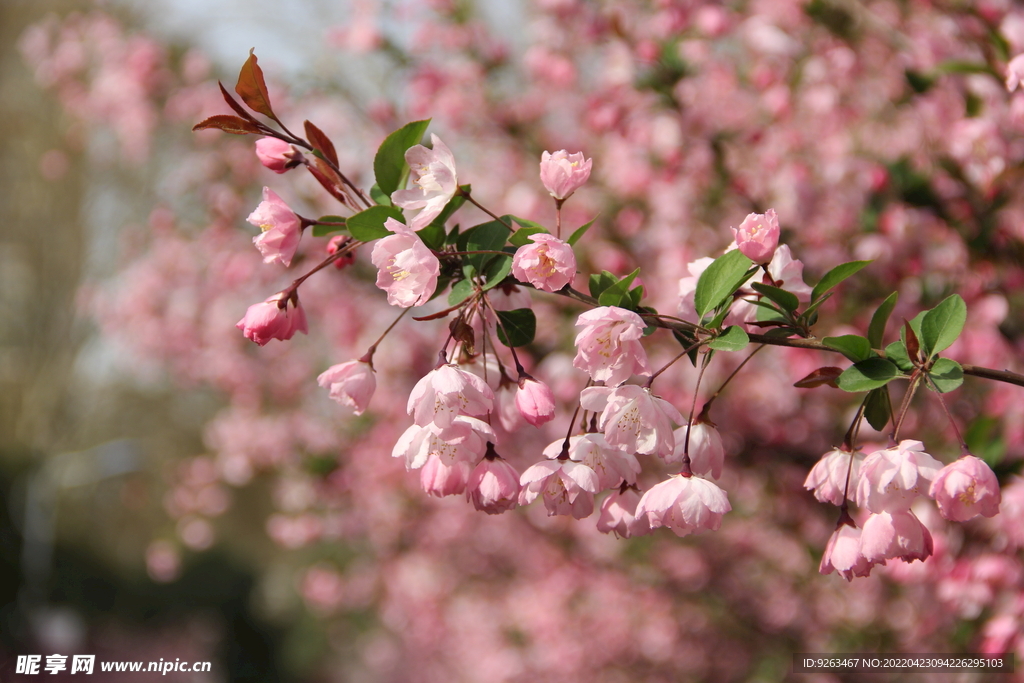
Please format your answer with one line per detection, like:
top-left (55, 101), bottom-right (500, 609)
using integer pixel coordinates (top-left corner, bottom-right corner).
top-left (316, 360), bottom-right (375, 415)
top-left (519, 458), bottom-right (599, 518)
top-left (635, 474), bottom-right (731, 537)
top-left (930, 455), bottom-right (1002, 522)
top-left (420, 453), bottom-right (472, 497)
top-left (407, 364), bottom-right (495, 427)
top-left (580, 385), bottom-right (683, 458)
top-left (669, 422), bottom-right (725, 479)
top-left (860, 509), bottom-right (934, 564)
top-left (391, 134), bottom-right (458, 230)
top-left (855, 440), bottom-right (943, 513)
top-left (804, 447), bottom-right (863, 506)
top-left (597, 487), bottom-right (651, 538)
top-left (247, 187), bottom-right (303, 267)
top-left (573, 306), bottom-right (651, 386)
top-left (511, 234), bottom-right (576, 292)
top-left (677, 257), bottom-right (715, 321)
top-left (494, 379), bottom-right (523, 432)
top-left (392, 415), bottom-right (495, 470)
top-left (467, 453), bottom-right (520, 514)
top-left (1007, 54), bottom-right (1024, 92)
top-left (543, 434), bottom-right (640, 491)
top-left (326, 235), bottom-right (356, 269)
top-left (370, 217), bottom-right (440, 307)
top-left (819, 520), bottom-right (879, 581)
top-left (731, 208), bottom-right (780, 264)
top-left (254, 137), bottom-right (299, 173)
top-left (235, 293), bottom-right (308, 345)
top-left (539, 149), bottom-right (593, 200)
top-left (515, 376), bottom-right (556, 427)
top-left (765, 245), bottom-right (812, 301)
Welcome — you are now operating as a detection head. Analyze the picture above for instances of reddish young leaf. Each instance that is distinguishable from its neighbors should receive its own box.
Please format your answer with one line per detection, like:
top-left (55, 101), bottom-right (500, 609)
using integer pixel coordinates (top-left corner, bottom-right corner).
top-left (304, 120), bottom-right (339, 168)
top-left (307, 157), bottom-right (350, 205)
top-left (903, 319), bottom-right (921, 362)
top-left (218, 81), bottom-right (259, 123)
top-left (794, 366), bottom-right (843, 388)
top-left (449, 317), bottom-right (476, 350)
top-left (192, 115), bottom-right (262, 135)
top-left (235, 49), bottom-right (276, 120)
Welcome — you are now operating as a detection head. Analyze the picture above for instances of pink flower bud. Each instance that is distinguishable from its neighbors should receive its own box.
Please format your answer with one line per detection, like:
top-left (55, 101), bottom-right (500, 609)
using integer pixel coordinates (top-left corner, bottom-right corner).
top-left (467, 453), bottom-right (520, 514)
top-left (515, 376), bottom-right (556, 427)
top-left (236, 293), bottom-right (308, 345)
top-left (255, 137), bottom-right (300, 173)
top-left (247, 187), bottom-right (303, 267)
top-left (731, 209), bottom-right (780, 264)
top-left (540, 150), bottom-right (593, 200)
top-left (511, 234), bottom-right (576, 292)
top-left (317, 360), bottom-right (376, 415)
top-left (327, 235), bottom-right (356, 269)
top-left (929, 455), bottom-right (1001, 522)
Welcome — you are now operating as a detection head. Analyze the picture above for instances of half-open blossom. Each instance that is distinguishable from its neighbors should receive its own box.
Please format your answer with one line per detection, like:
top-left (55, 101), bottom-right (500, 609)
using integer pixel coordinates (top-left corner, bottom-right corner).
top-left (635, 474), bottom-right (731, 537)
top-left (236, 293), bottom-right (307, 345)
top-left (930, 455), bottom-right (1002, 522)
top-left (581, 385), bottom-right (683, 458)
top-left (573, 306), bottom-right (651, 386)
top-left (511, 234), bottom-right (576, 292)
top-left (407, 364), bottom-right (495, 427)
top-left (515, 376), bottom-right (556, 427)
top-left (391, 134), bottom-right (458, 229)
top-left (317, 360), bottom-right (375, 415)
top-left (669, 421), bottom-right (725, 479)
top-left (519, 458), bottom-right (599, 519)
top-left (1007, 54), bottom-right (1024, 92)
top-left (805, 447), bottom-right (864, 506)
top-left (860, 509), bottom-right (934, 564)
top-left (539, 150), bottom-right (593, 200)
top-left (467, 452), bottom-right (520, 514)
top-left (392, 416), bottom-right (495, 470)
top-left (856, 440), bottom-right (943, 513)
top-left (543, 434), bottom-right (640, 491)
top-left (819, 518), bottom-right (879, 581)
top-left (494, 379), bottom-right (523, 432)
top-left (255, 137), bottom-right (300, 173)
top-left (370, 217), bottom-right (440, 307)
top-left (732, 208), bottom-right (780, 264)
top-left (420, 454), bottom-right (472, 497)
top-left (597, 487), bottom-right (651, 538)
top-left (248, 187), bottom-right (303, 267)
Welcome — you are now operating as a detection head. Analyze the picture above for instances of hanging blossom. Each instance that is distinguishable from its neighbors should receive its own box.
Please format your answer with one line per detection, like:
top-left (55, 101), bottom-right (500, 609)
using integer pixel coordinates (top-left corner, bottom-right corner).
top-left (391, 134), bottom-right (458, 230)
top-left (316, 360), bottom-right (375, 415)
top-left (634, 474), bottom-right (731, 537)
top-left (407, 363), bottom-right (495, 428)
top-left (370, 217), bottom-right (440, 308)
top-left (519, 457), bottom-right (600, 519)
top-left (855, 440), bottom-right (943, 513)
top-left (805, 447), bottom-right (864, 506)
top-left (597, 487), bottom-right (651, 538)
top-left (542, 433), bottom-right (640, 492)
top-left (669, 421), bottom-right (726, 479)
top-left (467, 447), bottom-right (521, 514)
top-left (247, 187), bottom-right (303, 267)
top-left (573, 306), bottom-right (651, 386)
top-left (580, 385), bottom-right (683, 459)
top-left (236, 293), bottom-right (307, 345)
top-left (859, 509), bottom-right (934, 564)
top-left (819, 518), bottom-right (880, 581)
top-left (511, 233), bottom-right (576, 292)
top-left (392, 415), bottom-right (495, 471)
top-left (515, 376), bottom-right (556, 427)
top-left (539, 150), bottom-right (593, 200)
top-left (930, 455), bottom-right (1002, 522)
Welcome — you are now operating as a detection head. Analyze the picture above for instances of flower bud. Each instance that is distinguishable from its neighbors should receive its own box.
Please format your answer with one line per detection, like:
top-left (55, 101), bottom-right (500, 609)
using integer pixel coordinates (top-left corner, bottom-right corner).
top-left (731, 209), bottom-right (780, 264)
top-left (255, 137), bottom-right (301, 173)
top-left (540, 150), bottom-right (592, 200)
top-left (515, 376), bottom-right (556, 427)
top-left (467, 451), bottom-right (520, 514)
top-left (236, 293), bottom-right (308, 345)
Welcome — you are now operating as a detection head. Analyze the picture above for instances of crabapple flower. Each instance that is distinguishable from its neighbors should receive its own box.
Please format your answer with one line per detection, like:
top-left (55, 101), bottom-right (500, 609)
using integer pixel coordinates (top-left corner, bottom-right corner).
top-left (1007, 54), bottom-right (1024, 92)
top-left (391, 134), bottom-right (458, 230)
top-left (515, 376), bottom-right (556, 427)
top-left (511, 234), bottom-right (576, 292)
top-left (255, 137), bottom-right (300, 173)
top-left (467, 452), bottom-right (520, 514)
top-left (420, 453), bottom-right (472, 497)
top-left (597, 487), bottom-right (651, 538)
top-left (519, 458), bottom-right (599, 519)
top-left (248, 187), bottom-right (303, 267)
top-left (316, 360), bottom-right (375, 415)
top-left (407, 364), bottom-right (495, 427)
top-left (732, 209), bottom-right (780, 264)
top-left (677, 257), bottom-right (715, 321)
top-left (573, 306), bottom-right (651, 386)
top-left (370, 217), bottom-right (440, 307)
top-left (326, 235), bottom-right (356, 269)
top-left (236, 293), bottom-right (308, 345)
top-left (860, 509), bottom-right (934, 564)
top-left (580, 385), bottom-right (683, 458)
top-left (669, 421), bottom-right (725, 479)
top-left (494, 379), bottom-right (523, 432)
top-left (929, 455), bottom-right (1002, 522)
top-left (855, 440), bottom-right (943, 513)
top-left (543, 434), bottom-right (640, 491)
top-left (805, 447), bottom-right (864, 506)
top-left (392, 416), bottom-right (495, 471)
top-left (539, 150), bottom-right (593, 200)
top-left (819, 520), bottom-right (879, 581)
top-left (635, 474), bottom-right (731, 537)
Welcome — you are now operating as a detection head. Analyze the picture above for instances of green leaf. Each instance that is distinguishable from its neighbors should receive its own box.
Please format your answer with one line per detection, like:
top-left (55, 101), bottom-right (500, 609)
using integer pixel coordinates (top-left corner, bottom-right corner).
top-left (928, 357), bottom-right (963, 393)
top-left (863, 387), bottom-right (892, 431)
top-left (628, 284), bottom-right (644, 309)
top-left (448, 279), bottom-right (475, 306)
top-left (885, 340), bottom-right (914, 372)
top-left (589, 271), bottom-right (617, 300)
top-left (496, 309), bottom-right (536, 347)
top-left (311, 215), bottom-right (347, 237)
top-left (694, 250), bottom-right (754, 319)
top-left (751, 283), bottom-right (799, 312)
top-left (811, 260), bottom-right (870, 302)
top-left (837, 358), bottom-right (901, 392)
top-left (598, 268), bottom-right (640, 308)
top-left (708, 325), bottom-right (749, 351)
top-left (481, 255), bottom-right (513, 291)
top-left (416, 221), bottom-right (446, 251)
top-left (965, 416), bottom-right (1006, 466)
top-left (509, 227), bottom-right (547, 247)
top-left (346, 205), bottom-right (404, 242)
top-left (459, 219), bottom-right (511, 272)
top-left (920, 294), bottom-right (966, 358)
top-left (373, 119), bottom-right (431, 197)
top-left (823, 335), bottom-right (873, 363)
top-left (800, 291), bottom-right (833, 321)
top-left (510, 215), bottom-right (546, 229)
top-left (868, 291), bottom-right (898, 349)
top-left (369, 183), bottom-right (392, 206)
top-left (567, 217), bottom-right (597, 246)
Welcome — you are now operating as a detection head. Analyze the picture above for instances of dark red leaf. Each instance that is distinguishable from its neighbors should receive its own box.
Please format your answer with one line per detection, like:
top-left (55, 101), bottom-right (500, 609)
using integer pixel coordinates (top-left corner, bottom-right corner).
top-left (793, 366), bottom-right (843, 388)
top-left (192, 115), bottom-right (262, 135)
top-left (449, 317), bottom-right (475, 350)
top-left (304, 120), bottom-right (339, 168)
top-left (218, 81), bottom-right (259, 123)
top-left (235, 49), bottom-right (276, 120)
top-left (307, 157), bottom-right (349, 205)
top-left (903, 319), bottom-right (920, 361)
